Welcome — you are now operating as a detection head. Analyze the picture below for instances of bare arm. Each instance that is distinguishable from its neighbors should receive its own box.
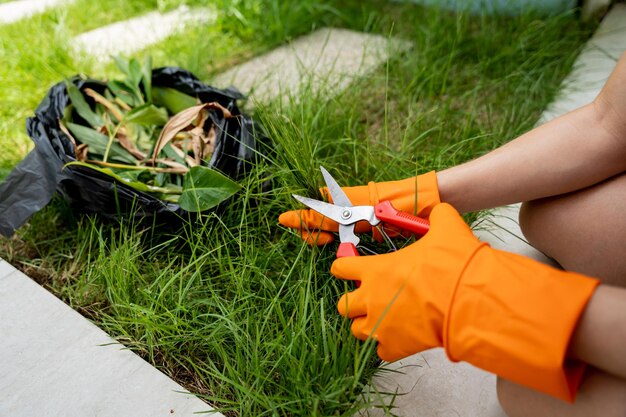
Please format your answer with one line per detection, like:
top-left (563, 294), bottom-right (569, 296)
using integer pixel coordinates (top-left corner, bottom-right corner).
top-left (437, 53), bottom-right (626, 213)
top-left (569, 285), bottom-right (626, 379)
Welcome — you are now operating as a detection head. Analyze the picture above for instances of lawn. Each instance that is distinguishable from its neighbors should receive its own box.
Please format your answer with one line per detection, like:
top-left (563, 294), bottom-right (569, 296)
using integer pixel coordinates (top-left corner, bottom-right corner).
top-left (0, 1), bottom-right (595, 415)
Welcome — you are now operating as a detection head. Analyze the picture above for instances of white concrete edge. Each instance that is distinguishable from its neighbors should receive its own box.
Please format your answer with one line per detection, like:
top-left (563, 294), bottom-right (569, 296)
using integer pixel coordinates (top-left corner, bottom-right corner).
top-left (0, 0), bottom-right (74, 25)
top-left (72, 5), bottom-right (216, 62)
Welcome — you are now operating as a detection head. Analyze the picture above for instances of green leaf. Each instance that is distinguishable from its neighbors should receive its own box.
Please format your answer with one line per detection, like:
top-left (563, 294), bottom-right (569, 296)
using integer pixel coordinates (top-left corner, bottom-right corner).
top-left (124, 123), bottom-right (153, 153)
top-left (113, 55), bottom-right (130, 76)
top-left (66, 83), bottom-right (103, 128)
top-left (152, 86), bottom-right (197, 114)
top-left (64, 162), bottom-right (182, 196)
top-left (142, 56), bottom-right (152, 103)
top-left (63, 103), bottom-right (74, 123)
top-left (116, 169), bottom-right (150, 183)
top-left (108, 80), bottom-right (138, 107)
top-left (124, 103), bottom-right (168, 126)
top-left (66, 123), bottom-right (136, 164)
top-left (128, 58), bottom-right (143, 87)
top-left (162, 143), bottom-right (187, 165)
top-left (112, 56), bottom-right (146, 104)
top-left (178, 166), bottom-right (240, 212)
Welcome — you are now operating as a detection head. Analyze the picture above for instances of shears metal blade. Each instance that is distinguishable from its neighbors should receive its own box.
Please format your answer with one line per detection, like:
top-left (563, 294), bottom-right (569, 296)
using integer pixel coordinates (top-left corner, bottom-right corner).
top-left (318, 166), bottom-right (362, 248)
top-left (291, 166), bottom-right (430, 258)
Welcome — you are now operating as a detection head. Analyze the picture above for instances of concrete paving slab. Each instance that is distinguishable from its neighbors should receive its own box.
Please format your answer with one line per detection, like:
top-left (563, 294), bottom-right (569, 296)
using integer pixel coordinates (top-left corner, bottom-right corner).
top-left (0, 259), bottom-right (14, 278)
top-left (0, 0), bottom-right (72, 24)
top-left (0, 260), bottom-right (220, 417)
top-left (72, 6), bottom-right (215, 62)
top-left (364, 349), bottom-right (504, 417)
top-left (212, 28), bottom-right (412, 104)
top-left (366, 4), bottom-right (626, 416)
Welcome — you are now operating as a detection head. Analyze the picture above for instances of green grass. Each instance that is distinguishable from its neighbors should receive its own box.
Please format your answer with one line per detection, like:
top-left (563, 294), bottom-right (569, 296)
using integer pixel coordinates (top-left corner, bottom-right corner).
top-left (0, 1), bottom-right (595, 415)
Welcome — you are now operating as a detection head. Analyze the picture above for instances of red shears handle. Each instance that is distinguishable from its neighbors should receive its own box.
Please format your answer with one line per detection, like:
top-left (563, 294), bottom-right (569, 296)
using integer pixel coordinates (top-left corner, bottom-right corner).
top-left (337, 242), bottom-right (361, 287)
top-left (336, 201), bottom-right (429, 288)
top-left (336, 201), bottom-right (430, 261)
top-left (374, 200), bottom-right (430, 235)
top-left (337, 242), bottom-right (360, 258)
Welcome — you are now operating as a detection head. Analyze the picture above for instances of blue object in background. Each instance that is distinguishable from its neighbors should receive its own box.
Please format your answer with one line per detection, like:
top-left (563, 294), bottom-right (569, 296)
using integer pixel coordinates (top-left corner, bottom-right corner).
top-left (400, 0), bottom-right (577, 15)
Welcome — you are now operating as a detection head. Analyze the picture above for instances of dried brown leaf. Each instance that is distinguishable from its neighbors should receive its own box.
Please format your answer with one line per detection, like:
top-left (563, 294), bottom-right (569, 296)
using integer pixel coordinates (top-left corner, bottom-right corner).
top-left (155, 158), bottom-right (189, 173)
top-left (194, 107), bottom-right (209, 128)
top-left (200, 125), bottom-right (216, 160)
top-left (205, 101), bottom-right (233, 119)
top-left (75, 144), bottom-right (89, 161)
top-left (185, 155), bottom-right (199, 167)
top-left (189, 126), bottom-right (204, 137)
top-left (114, 97), bottom-right (132, 111)
top-left (202, 124), bottom-right (216, 145)
top-left (151, 101), bottom-right (233, 165)
top-left (117, 133), bottom-right (146, 160)
top-left (84, 88), bottom-right (125, 122)
top-left (191, 134), bottom-right (202, 164)
top-left (152, 103), bottom-right (208, 163)
top-left (58, 120), bottom-right (77, 148)
top-left (168, 142), bottom-right (187, 160)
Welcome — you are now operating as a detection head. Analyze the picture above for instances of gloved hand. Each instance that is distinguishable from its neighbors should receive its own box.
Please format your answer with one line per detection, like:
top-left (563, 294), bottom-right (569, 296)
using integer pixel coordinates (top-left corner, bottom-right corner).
top-left (332, 203), bottom-right (599, 402)
top-left (278, 171), bottom-right (440, 245)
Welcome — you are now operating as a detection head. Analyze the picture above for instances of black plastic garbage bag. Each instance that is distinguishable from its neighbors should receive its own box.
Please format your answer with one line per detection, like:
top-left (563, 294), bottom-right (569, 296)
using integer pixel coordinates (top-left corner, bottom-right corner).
top-left (0, 67), bottom-right (269, 237)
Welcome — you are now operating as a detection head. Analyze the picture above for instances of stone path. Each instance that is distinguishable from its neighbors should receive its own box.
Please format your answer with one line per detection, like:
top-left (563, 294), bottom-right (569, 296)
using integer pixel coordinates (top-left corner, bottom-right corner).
top-left (0, 0), bottom-right (72, 24)
top-left (364, 4), bottom-right (626, 416)
top-left (213, 28), bottom-right (412, 104)
top-left (72, 6), bottom-right (215, 62)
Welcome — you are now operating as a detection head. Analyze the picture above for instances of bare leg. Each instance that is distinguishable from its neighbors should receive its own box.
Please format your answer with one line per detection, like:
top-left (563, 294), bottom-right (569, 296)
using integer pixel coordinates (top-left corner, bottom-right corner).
top-left (496, 173), bottom-right (626, 416)
top-left (519, 172), bottom-right (626, 287)
top-left (497, 370), bottom-right (626, 417)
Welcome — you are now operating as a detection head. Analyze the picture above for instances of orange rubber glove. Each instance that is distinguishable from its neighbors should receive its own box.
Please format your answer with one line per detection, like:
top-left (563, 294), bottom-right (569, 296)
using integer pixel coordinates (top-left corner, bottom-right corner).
top-left (278, 171), bottom-right (440, 245)
top-left (332, 203), bottom-right (599, 402)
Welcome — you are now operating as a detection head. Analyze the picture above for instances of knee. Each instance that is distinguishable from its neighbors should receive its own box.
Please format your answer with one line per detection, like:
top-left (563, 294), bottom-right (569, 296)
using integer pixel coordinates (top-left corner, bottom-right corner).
top-left (496, 377), bottom-right (516, 416)
top-left (497, 373), bottom-right (626, 417)
top-left (519, 199), bottom-right (555, 257)
top-left (497, 377), bottom-right (564, 417)
top-left (497, 377), bottom-right (526, 417)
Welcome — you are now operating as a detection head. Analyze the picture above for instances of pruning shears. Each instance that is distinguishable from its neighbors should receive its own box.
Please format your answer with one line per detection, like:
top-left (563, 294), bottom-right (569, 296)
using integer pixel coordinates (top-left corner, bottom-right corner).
top-left (292, 166), bottom-right (430, 258)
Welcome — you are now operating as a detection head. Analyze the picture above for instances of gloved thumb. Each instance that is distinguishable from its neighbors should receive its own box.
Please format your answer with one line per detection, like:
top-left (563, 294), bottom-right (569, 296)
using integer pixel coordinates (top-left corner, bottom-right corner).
top-left (427, 203), bottom-right (474, 239)
top-left (330, 254), bottom-right (371, 283)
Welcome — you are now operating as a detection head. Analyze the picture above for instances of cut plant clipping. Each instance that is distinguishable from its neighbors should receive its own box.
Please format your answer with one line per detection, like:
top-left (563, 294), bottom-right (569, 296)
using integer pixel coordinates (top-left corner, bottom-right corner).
top-left (62, 57), bottom-right (241, 211)
top-left (63, 64), bottom-right (243, 209)
top-left (0, 57), bottom-right (267, 236)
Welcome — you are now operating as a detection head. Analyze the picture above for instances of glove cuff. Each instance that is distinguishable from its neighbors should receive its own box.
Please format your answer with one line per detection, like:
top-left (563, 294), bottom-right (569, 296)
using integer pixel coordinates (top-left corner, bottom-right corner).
top-left (444, 246), bottom-right (599, 402)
